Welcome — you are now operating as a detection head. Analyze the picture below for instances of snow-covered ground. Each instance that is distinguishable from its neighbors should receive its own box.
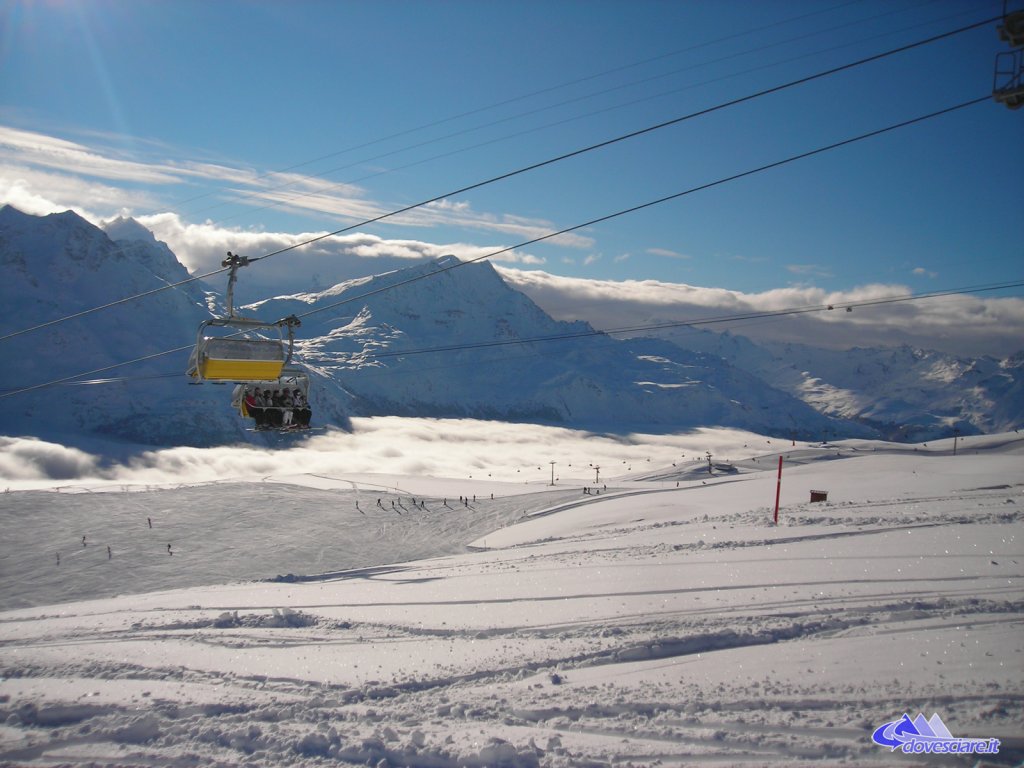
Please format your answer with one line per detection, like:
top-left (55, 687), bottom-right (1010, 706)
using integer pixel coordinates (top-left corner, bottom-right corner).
top-left (1, 419), bottom-right (1022, 766)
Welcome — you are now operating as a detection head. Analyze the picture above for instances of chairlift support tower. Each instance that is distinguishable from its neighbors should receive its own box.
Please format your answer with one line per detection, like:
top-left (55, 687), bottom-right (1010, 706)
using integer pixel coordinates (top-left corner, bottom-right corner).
top-left (999, 0), bottom-right (1024, 47)
top-left (993, 0), bottom-right (1024, 109)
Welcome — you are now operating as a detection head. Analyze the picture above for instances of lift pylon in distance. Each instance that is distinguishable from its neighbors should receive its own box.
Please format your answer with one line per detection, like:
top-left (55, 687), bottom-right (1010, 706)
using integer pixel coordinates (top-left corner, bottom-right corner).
top-left (999, 0), bottom-right (1024, 48)
top-left (994, 0), bottom-right (1024, 108)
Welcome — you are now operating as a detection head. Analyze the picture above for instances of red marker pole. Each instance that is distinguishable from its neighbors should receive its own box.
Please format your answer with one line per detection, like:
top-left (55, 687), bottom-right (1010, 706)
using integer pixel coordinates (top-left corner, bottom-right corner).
top-left (773, 455), bottom-right (783, 524)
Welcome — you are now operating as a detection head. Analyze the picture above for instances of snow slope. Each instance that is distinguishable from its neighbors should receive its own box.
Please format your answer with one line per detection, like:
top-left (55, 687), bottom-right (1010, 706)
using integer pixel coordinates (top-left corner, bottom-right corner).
top-left (1, 421), bottom-right (1021, 766)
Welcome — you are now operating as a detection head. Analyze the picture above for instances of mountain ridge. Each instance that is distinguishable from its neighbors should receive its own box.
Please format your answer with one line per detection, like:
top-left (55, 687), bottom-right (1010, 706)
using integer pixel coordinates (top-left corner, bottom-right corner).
top-left (0, 206), bottom-right (1019, 450)
top-left (248, 255), bottom-right (853, 436)
top-left (656, 326), bottom-right (1023, 440)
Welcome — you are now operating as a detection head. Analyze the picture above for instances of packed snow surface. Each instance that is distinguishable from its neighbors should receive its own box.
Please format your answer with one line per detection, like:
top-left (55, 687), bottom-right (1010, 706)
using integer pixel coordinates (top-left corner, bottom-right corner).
top-left (1, 418), bottom-right (1022, 766)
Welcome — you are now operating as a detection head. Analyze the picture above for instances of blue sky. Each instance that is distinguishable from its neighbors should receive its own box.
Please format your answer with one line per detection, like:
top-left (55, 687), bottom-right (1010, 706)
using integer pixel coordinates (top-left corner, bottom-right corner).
top-left (1, 0), bottom-right (1022, 352)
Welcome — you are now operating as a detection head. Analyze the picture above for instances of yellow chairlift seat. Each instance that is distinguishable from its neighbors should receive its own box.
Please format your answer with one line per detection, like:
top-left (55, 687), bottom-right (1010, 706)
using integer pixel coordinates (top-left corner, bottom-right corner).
top-left (194, 337), bottom-right (286, 382)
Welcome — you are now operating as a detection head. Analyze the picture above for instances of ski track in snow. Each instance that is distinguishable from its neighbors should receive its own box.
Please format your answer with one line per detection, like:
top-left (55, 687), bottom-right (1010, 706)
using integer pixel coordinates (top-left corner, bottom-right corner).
top-left (0, 433), bottom-right (1022, 766)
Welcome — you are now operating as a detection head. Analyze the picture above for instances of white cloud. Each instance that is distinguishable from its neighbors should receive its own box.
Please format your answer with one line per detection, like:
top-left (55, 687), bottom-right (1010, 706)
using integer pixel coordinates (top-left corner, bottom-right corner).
top-left (0, 123), bottom-right (598, 262)
top-left (180, 162), bottom-right (269, 187)
top-left (496, 267), bottom-right (1024, 357)
top-left (4, 123), bottom-right (1019, 359)
top-left (129, 212), bottom-right (545, 298)
top-left (0, 125), bottom-right (183, 184)
top-left (0, 123), bottom-right (594, 252)
top-left (0, 419), bottom-right (765, 490)
top-left (223, 185), bottom-right (384, 226)
top-left (397, 202), bottom-right (593, 248)
top-left (0, 163), bottom-right (161, 220)
top-left (786, 263), bottom-right (833, 278)
top-left (0, 437), bottom-right (101, 481)
top-left (647, 247), bottom-right (690, 260)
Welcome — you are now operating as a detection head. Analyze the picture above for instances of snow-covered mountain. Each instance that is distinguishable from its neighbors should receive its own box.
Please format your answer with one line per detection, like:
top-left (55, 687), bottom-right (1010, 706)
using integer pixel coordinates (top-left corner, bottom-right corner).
top-left (660, 328), bottom-right (1024, 440)
top-left (1, 207), bottom-right (1018, 449)
top-left (247, 257), bottom-right (854, 438)
top-left (0, 207), bottom-right (347, 451)
top-left (0, 206), bottom-right (227, 449)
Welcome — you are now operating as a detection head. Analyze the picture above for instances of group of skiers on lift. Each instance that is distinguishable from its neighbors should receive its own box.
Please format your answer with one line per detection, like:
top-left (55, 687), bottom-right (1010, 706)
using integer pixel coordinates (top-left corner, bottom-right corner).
top-left (243, 386), bottom-right (312, 430)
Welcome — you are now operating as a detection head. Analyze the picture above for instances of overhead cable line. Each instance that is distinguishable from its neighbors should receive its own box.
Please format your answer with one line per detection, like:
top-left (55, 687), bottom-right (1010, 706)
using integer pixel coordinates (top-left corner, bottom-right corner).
top-left (208, 0), bottom-right (952, 226)
top-left (355, 280), bottom-right (1024, 362)
top-left (0, 343), bottom-right (197, 399)
top-left (0, 268), bottom-right (230, 346)
top-left (60, 372), bottom-right (182, 387)
top-left (0, 16), bottom-right (997, 345)
top-left (171, 0), bottom-right (869, 213)
top-left (248, 16), bottom-right (999, 267)
top-left (285, 96), bottom-right (992, 325)
top-left (0, 95), bottom-right (1002, 400)
top-left (15, 279), bottom-right (1022, 392)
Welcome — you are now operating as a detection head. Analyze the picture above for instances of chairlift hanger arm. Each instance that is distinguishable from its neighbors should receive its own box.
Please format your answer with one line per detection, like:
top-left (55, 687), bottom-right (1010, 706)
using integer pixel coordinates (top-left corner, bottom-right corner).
top-left (188, 257), bottom-right (304, 382)
top-left (222, 251), bottom-right (250, 319)
top-left (221, 252), bottom-right (250, 270)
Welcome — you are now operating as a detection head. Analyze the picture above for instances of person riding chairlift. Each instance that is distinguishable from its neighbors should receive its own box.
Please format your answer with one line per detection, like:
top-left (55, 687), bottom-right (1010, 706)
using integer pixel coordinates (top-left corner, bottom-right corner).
top-left (244, 388), bottom-right (259, 428)
top-left (269, 390), bottom-right (283, 428)
top-left (252, 387), bottom-right (269, 430)
top-left (292, 388), bottom-right (312, 428)
top-left (281, 389), bottom-right (294, 428)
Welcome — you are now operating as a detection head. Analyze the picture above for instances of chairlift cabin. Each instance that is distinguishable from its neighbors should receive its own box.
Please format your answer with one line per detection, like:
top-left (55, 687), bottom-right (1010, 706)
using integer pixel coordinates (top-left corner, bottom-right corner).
top-left (186, 251), bottom-right (302, 384)
top-left (188, 317), bottom-right (294, 383)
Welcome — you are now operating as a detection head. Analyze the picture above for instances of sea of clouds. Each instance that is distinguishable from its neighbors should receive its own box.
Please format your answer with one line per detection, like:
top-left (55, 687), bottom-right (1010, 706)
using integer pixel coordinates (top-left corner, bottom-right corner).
top-left (0, 417), bottom-right (768, 491)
